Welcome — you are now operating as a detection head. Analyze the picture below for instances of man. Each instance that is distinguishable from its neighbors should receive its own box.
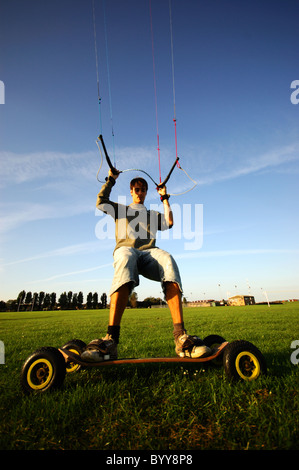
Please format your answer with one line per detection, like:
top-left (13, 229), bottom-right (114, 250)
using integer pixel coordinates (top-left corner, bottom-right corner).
top-left (82, 169), bottom-right (211, 361)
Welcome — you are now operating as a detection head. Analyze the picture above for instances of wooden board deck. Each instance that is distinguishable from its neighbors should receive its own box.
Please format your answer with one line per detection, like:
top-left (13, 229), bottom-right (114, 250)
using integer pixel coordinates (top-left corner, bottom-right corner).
top-left (59, 341), bottom-right (229, 367)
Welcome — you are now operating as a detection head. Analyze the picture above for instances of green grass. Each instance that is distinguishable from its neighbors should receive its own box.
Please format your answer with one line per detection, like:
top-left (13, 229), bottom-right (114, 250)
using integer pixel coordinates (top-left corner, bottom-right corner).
top-left (0, 303), bottom-right (298, 450)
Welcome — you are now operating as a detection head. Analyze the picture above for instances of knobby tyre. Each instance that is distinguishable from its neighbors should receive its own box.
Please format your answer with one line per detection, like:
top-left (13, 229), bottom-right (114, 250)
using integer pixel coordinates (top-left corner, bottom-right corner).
top-left (20, 347), bottom-right (66, 394)
top-left (223, 340), bottom-right (267, 381)
top-left (203, 334), bottom-right (227, 367)
top-left (61, 339), bottom-right (87, 373)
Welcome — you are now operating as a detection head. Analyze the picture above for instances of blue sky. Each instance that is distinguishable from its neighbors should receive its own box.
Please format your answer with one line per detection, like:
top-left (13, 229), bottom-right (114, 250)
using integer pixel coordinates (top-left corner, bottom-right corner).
top-left (1, 0), bottom-right (299, 303)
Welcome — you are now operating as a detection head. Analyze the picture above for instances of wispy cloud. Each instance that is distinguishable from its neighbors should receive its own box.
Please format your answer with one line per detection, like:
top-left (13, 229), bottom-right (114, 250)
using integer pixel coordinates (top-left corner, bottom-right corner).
top-left (0, 149), bottom-right (97, 185)
top-left (1, 142), bottom-right (298, 237)
top-left (0, 149), bottom-right (101, 236)
top-left (0, 201), bottom-right (92, 235)
top-left (1, 141), bottom-right (298, 190)
top-left (30, 262), bottom-right (113, 283)
top-left (175, 248), bottom-right (299, 259)
top-left (195, 143), bottom-right (299, 186)
top-left (2, 240), bottom-right (109, 266)
top-left (0, 146), bottom-right (158, 187)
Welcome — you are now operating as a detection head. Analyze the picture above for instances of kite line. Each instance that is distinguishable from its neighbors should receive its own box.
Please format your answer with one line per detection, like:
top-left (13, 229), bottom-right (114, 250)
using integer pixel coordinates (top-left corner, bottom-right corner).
top-left (92, 0), bottom-right (197, 195)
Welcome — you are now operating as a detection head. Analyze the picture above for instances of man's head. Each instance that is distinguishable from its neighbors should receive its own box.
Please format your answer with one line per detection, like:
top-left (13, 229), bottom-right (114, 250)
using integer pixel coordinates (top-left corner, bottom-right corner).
top-left (130, 177), bottom-right (148, 204)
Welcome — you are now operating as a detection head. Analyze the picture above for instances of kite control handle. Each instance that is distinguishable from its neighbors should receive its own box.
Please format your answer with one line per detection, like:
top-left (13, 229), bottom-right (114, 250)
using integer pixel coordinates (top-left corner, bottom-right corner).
top-left (98, 134), bottom-right (180, 188)
top-left (99, 134), bottom-right (119, 175)
top-left (157, 156), bottom-right (179, 189)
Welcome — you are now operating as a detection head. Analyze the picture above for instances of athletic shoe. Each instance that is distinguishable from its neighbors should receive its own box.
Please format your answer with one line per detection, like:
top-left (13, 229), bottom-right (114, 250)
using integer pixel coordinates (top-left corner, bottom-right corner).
top-left (175, 334), bottom-right (211, 358)
top-left (81, 335), bottom-right (118, 362)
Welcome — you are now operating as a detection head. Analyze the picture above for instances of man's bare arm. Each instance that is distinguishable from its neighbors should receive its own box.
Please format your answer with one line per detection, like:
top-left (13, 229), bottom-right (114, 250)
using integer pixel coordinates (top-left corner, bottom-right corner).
top-left (157, 185), bottom-right (173, 228)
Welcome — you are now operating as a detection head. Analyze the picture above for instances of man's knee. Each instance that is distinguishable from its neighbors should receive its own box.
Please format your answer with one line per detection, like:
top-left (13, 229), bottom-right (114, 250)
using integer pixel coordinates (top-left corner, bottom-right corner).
top-left (164, 281), bottom-right (181, 296)
top-left (114, 282), bottom-right (133, 294)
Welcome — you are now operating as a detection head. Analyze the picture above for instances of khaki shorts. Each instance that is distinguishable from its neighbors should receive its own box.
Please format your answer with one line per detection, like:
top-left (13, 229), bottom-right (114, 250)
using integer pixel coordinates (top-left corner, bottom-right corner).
top-left (110, 246), bottom-right (183, 297)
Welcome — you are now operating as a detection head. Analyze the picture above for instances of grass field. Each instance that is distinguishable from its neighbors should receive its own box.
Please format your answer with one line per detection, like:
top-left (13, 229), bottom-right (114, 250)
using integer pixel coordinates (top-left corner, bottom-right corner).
top-left (0, 303), bottom-right (298, 450)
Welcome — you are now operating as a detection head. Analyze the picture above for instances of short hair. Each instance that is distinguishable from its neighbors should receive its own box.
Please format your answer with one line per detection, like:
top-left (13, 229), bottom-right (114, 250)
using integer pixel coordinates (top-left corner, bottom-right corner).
top-left (130, 177), bottom-right (148, 191)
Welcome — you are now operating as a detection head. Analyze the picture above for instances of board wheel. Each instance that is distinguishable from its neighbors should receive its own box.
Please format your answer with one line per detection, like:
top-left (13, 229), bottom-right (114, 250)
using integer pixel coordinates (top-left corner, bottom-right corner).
top-left (223, 340), bottom-right (267, 381)
top-left (20, 347), bottom-right (66, 394)
top-left (203, 334), bottom-right (226, 348)
top-left (61, 339), bottom-right (86, 373)
top-left (203, 334), bottom-right (227, 367)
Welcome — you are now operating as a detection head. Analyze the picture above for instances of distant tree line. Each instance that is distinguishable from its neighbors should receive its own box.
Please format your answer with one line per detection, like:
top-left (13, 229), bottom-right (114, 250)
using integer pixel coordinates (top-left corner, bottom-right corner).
top-left (0, 290), bottom-right (107, 312)
top-left (128, 292), bottom-right (166, 308)
top-left (0, 290), bottom-right (168, 312)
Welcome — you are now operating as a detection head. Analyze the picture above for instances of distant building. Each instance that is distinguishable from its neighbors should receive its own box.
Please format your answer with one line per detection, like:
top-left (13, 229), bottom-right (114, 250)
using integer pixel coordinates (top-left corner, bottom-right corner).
top-left (228, 295), bottom-right (255, 306)
top-left (187, 300), bottom-right (213, 307)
